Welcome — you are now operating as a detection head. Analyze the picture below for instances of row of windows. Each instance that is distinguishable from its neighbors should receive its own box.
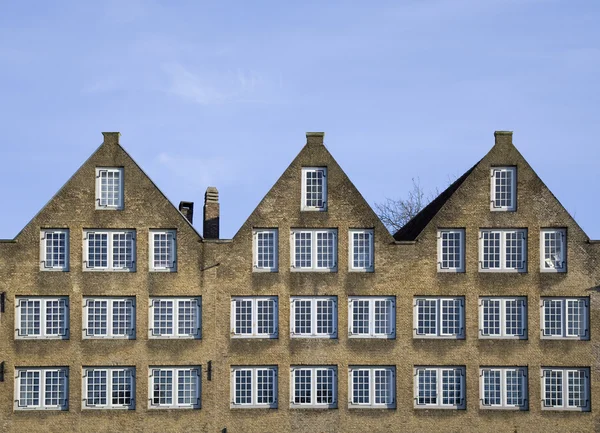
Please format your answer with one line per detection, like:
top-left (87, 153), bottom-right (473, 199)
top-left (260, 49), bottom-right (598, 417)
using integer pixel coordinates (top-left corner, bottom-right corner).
top-left (14, 365), bottom-right (590, 412)
top-left (15, 296), bottom-right (588, 341)
top-left (40, 229), bottom-right (176, 272)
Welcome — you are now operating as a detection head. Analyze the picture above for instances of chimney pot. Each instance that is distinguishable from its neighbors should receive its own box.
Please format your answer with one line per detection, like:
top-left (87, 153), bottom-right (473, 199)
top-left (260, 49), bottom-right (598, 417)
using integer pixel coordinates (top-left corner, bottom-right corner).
top-left (179, 201), bottom-right (194, 224)
top-left (494, 130), bottom-right (513, 146)
top-left (203, 187), bottom-right (220, 239)
top-left (102, 132), bottom-right (121, 146)
top-left (306, 132), bottom-right (325, 146)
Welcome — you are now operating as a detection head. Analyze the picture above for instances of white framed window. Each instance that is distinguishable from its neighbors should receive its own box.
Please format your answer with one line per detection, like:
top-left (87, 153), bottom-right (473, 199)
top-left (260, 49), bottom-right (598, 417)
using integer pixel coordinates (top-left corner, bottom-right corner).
top-left (349, 229), bottom-right (374, 272)
top-left (82, 367), bottom-right (135, 409)
top-left (83, 297), bottom-right (135, 339)
top-left (15, 297), bottom-right (69, 339)
top-left (290, 229), bottom-right (337, 272)
top-left (231, 297), bottom-right (278, 338)
top-left (253, 229), bottom-right (278, 272)
top-left (348, 297), bottom-right (395, 339)
top-left (479, 297), bottom-right (527, 339)
top-left (541, 367), bottom-right (590, 411)
top-left (149, 230), bottom-right (177, 272)
top-left (301, 167), bottom-right (327, 211)
top-left (14, 367), bottom-right (68, 411)
top-left (348, 366), bottom-right (395, 409)
top-left (149, 298), bottom-right (201, 339)
top-left (231, 366), bottom-right (278, 408)
top-left (96, 167), bottom-right (123, 209)
top-left (40, 229), bottom-right (69, 271)
top-left (149, 366), bottom-right (201, 409)
top-left (437, 229), bottom-right (465, 272)
top-left (479, 229), bottom-right (527, 272)
top-left (490, 167), bottom-right (516, 211)
top-left (290, 297), bottom-right (337, 338)
top-left (290, 366), bottom-right (337, 408)
top-left (540, 228), bottom-right (567, 272)
top-left (413, 297), bottom-right (464, 339)
top-left (83, 230), bottom-right (135, 271)
top-left (414, 366), bottom-right (466, 409)
top-left (540, 298), bottom-right (589, 340)
top-left (480, 367), bottom-right (528, 410)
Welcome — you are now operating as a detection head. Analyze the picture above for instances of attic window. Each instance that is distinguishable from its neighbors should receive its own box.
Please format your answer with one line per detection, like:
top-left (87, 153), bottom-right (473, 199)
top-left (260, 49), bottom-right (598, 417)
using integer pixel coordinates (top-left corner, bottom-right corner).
top-left (301, 167), bottom-right (327, 211)
top-left (96, 168), bottom-right (123, 210)
top-left (490, 167), bottom-right (516, 211)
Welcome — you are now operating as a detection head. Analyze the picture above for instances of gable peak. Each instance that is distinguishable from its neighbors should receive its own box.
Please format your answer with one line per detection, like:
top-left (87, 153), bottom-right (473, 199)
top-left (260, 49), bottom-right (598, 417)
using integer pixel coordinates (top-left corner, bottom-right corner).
top-left (305, 131), bottom-right (325, 146)
top-left (493, 130), bottom-right (513, 148)
top-left (102, 131), bottom-right (121, 147)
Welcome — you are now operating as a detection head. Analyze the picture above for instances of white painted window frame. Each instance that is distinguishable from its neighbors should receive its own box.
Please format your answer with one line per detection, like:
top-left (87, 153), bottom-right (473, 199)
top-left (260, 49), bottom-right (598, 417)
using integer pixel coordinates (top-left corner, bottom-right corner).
top-left (83, 229), bottom-right (136, 272)
top-left (414, 366), bottom-right (466, 410)
top-left (540, 228), bottom-right (567, 273)
top-left (479, 367), bottom-right (528, 410)
top-left (230, 297), bottom-right (278, 339)
top-left (290, 229), bottom-right (338, 272)
top-left (149, 229), bottom-right (177, 272)
top-left (230, 366), bottom-right (278, 409)
top-left (252, 229), bottom-right (278, 272)
top-left (301, 167), bottom-right (327, 211)
top-left (82, 297), bottom-right (136, 339)
top-left (15, 297), bottom-right (69, 339)
top-left (540, 297), bottom-right (589, 340)
top-left (148, 366), bottom-right (201, 409)
top-left (290, 296), bottom-right (337, 338)
top-left (437, 229), bottom-right (465, 272)
top-left (95, 167), bottom-right (124, 210)
top-left (413, 297), bottom-right (465, 339)
top-left (348, 297), bottom-right (396, 339)
top-left (82, 367), bottom-right (135, 410)
top-left (348, 229), bottom-right (374, 272)
top-left (478, 229), bottom-right (527, 272)
top-left (478, 297), bottom-right (527, 339)
top-left (290, 366), bottom-right (337, 409)
top-left (40, 229), bottom-right (69, 271)
top-left (348, 366), bottom-right (396, 409)
top-left (14, 367), bottom-right (69, 411)
top-left (149, 297), bottom-right (201, 339)
top-left (541, 367), bottom-right (590, 411)
top-left (490, 166), bottom-right (516, 211)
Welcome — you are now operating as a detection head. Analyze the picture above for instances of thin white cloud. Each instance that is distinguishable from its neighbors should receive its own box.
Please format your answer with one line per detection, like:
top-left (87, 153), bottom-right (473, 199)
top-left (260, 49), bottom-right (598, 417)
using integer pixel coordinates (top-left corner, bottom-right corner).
top-left (156, 152), bottom-right (241, 189)
top-left (162, 63), bottom-right (227, 105)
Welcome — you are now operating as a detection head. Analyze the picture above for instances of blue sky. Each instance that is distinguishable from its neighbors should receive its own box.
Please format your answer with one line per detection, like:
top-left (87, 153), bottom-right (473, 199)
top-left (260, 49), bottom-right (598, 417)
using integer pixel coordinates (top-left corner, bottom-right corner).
top-left (1, 0), bottom-right (598, 239)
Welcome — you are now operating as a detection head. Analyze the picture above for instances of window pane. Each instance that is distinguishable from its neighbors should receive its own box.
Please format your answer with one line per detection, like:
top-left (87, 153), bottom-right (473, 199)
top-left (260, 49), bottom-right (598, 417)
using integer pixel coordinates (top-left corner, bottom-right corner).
top-left (493, 169), bottom-right (513, 209)
top-left (566, 299), bottom-right (585, 337)
top-left (567, 370), bottom-right (586, 408)
top-left (293, 369), bottom-right (312, 404)
top-left (316, 299), bottom-right (335, 335)
top-left (256, 369), bottom-right (275, 404)
top-left (177, 369), bottom-right (197, 405)
top-left (19, 371), bottom-right (40, 407)
top-left (153, 232), bottom-right (174, 269)
top-left (544, 300), bottom-right (563, 336)
top-left (44, 370), bottom-right (66, 407)
top-left (152, 370), bottom-right (173, 405)
top-left (374, 369), bottom-right (393, 405)
top-left (417, 369), bottom-right (436, 405)
top-left (441, 299), bottom-right (461, 336)
top-left (20, 300), bottom-right (41, 336)
top-left (441, 231), bottom-right (462, 269)
top-left (178, 300), bottom-right (197, 336)
top-left (234, 370), bottom-right (252, 404)
top-left (154, 300), bottom-right (174, 335)
top-left (256, 231), bottom-right (275, 269)
top-left (352, 370), bottom-right (370, 404)
top-left (111, 300), bottom-right (132, 336)
top-left (294, 299), bottom-right (312, 334)
top-left (87, 233), bottom-right (108, 268)
top-left (353, 231), bottom-right (372, 269)
top-left (352, 300), bottom-right (370, 335)
top-left (504, 299), bottom-right (523, 336)
top-left (87, 300), bottom-right (108, 336)
top-left (505, 231), bottom-right (524, 270)
top-left (234, 300), bottom-right (252, 335)
top-left (482, 370), bottom-right (501, 406)
top-left (416, 299), bottom-right (437, 335)
top-left (543, 230), bottom-right (564, 270)
top-left (112, 370), bottom-right (133, 406)
top-left (87, 370), bottom-right (107, 406)
top-left (256, 299), bottom-right (275, 335)
top-left (374, 299), bottom-right (392, 335)
top-left (294, 232), bottom-right (312, 268)
top-left (505, 370), bottom-right (524, 407)
top-left (441, 369), bottom-right (462, 406)
top-left (45, 299), bottom-right (66, 336)
top-left (544, 370), bottom-right (563, 407)
top-left (316, 369), bottom-right (335, 404)
top-left (305, 169), bottom-right (324, 208)
top-left (112, 232), bottom-right (134, 269)
top-left (481, 299), bottom-right (501, 336)
top-left (316, 231), bottom-right (335, 269)
top-left (44, 232), bottom-right (66, 268)
top-left (482, 232), bottom-right (501, 269)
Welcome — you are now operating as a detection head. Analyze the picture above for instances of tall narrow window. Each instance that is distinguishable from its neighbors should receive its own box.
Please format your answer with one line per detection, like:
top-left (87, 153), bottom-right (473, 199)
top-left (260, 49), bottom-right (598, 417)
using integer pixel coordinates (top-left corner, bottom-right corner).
top-left (479, 229), bottom-right (527, 272)
top-left (231, 366), bottom-right (278, 408)
top-left (14, 367), bottom-right (69, 411)
top-left (149, 366), bottom-right (201, 409)
top-left (149, 298), bottom-right (201, 339)
top-left (83, 230), bottom-right (135, 271)
top-left (540, 228), bottom-right (567, 272)
top-left (291, 229), bottom-right (337, 272)
top-left (413, 297), bottom-right (464, 339)
top-left (542, 368), bottom-right (590, 411)
top-left (437, 229), bottom-right (465, 272)
top-left (40, 229), bottom-right (69, 271)
top-left (83, 297), bottom-right (135, 339)
top-left (82, 367), bottom-right (135, 409)
top-left (231, 297), bottom-right (278, 338)
top-left (349, 229), bottom-right (374, 272)
top-left (96, 168), bottom-right (124, 210)
top-left (480, 367), bottom-right (528, 410)
top-left (149, 230), bottom-right (177, 272)
top-left (290, 366), bottom-right (337, 408)
top-left (301, 167), bottom-right (327, 211)
top-left (490, 167), bottom-right (516, 211)
top-left (540, 298), bottom-right (589, 340)
top-left (290, 297), bottom-right (337, 338)
top-left (479, 297), bottom-right (527, 339)
top-left (348, 366), bottom-right (395, 409)
top-left (15, 297), bottom-right (69, 339)
top-left (348, 297), bottom-right (395, 339)
top-left (253, 229), bottom-right (278, 272)
top-left (414, 366), bottom-right (466, 409)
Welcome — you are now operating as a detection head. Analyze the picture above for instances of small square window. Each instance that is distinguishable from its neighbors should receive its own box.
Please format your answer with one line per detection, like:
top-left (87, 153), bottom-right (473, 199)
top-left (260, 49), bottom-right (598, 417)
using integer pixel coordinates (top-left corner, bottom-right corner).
top-left (413, 297), bottom-right (465, 339)
top-left (540, 228), bottom-right (567, 272)
top-left (290, 297), bottom-right (337, 338)
top-left (253, 229), bottom-right (278, 272)
top-left (348, 366), bottom-right (395, 409)
top-left (40, 230), bottom-right (69, 271)
top-left (540, 297), bottom-right (589, 340)
top-left (290, 366), bottom-right (337, 408)
top-left (96, 168), bottom-right (124, 210)
top-left (490, 167), bottom-right (516, 211)
top-left (437, 229), bottom-right (465, 272)
top-left (301, 167), bottom-right (327, 211)
top-left (349, 229), bottom-right (374, 272)
top-left (14, 367), bottom-right (69, 411)
top-left (541, 367), bottom-right (590, 411)
top-left (480, 367), bottom-right (528, 410)
top-left (83, 230), bottom-right (136, 272)
top-left (414, 366), bottom-right (466, 409)
top-left (82, 367), bottom-right (135, 409)
top-left (83, 297), bottom-right (135, 339)
top-left (15, 297), bottom-right (69, 339)
top-left (231, 366), bottom-right (278, 408)
top-left (149, 297), bottom-right (201, 339)
top-left (231, 297), bottom-right (278, 338)
top-left (479, 229), bottom-right (527, 272)
top-left (348, 297), bottom-right (395, 339)
top-left (479, 297), bottom-right (527, 339)
top-left (291, 229), bottom-right (337, 272)
top-left (149, 366), bottom-right (201, 409)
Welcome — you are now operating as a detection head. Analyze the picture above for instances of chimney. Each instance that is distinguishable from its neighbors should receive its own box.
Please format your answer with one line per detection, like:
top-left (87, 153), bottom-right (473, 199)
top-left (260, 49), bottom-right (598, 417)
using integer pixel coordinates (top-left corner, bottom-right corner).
top-left (306, 132), bottom-right (324, 146)
top-left (494, 130), bottom-right (513, 147)
top-left (102, 132), bottom-right (121, 146)
top-left (203, 187), bottom-right (220, 239)
top-left (179, 201), bottom-right (194, 224)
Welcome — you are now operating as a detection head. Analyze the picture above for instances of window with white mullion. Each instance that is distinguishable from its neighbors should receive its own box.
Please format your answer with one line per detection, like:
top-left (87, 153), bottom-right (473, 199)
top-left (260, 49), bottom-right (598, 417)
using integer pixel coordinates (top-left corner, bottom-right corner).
top-left (82, 367), bottom-right (135, 410)
top-left (83, 297), bottom-right (135, 339)
top-left (480, 367), bottom-right (528, 409)
top-left (290, 366), bottom-right (337, 408)
top-left (290, 297), bottom-right (337, 338)
top-left (301, 167), bottom-right (327, 211)
top-left (291, 229), bottom-right (337, 272)
top-left (479, 229), bottom-right (527, 272)
top-left (231, 297), bottom-right (278, 338)
top-left (149, 230), bottom-right (177, 272)
top-left (96, 167), bottom-right (124, 210)
top-left (40, 229), bottom-right (69, 271)
top-left (231, 366), bottom-right (278, 408)
top-left (490, 167), bottom-right (516, 211)
top-left (15, 297), bottom-right (69, 339)
top-left (83, 230), bottom-right (136, 271)
top-left (540, 297), bottom-right (589, 340)
top-left (541, 368), bottom-right (590, 411)
top-left (253, 229), bottom-right (278, 272)
top-left (348, 366), bottom-right (395, 409)
top-left (348, 297), bottom-right (395, 339)
top-left (149, 366), bottom-right (201, 409)
top-left (479, 297), bottom-right (527, 339)
top-left (14, 367), bottom-right (69, 411)
top-left (413, 297), bottom-right (464, 339)
top-left (540, 228), bottom-right (567, 272)
top-left (437, 229), bottom-right (465, 272)
top-left (349, 229), bottom-right (374, 272)
top-left (149, 297), bottom-right (201, 339)
top-left (414, 366), bottom-right (466, 409)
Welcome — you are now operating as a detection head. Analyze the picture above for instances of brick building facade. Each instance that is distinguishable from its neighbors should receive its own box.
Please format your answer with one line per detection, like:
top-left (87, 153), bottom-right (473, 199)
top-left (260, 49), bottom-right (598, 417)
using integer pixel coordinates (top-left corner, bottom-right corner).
top-left (0, 131), bottom-right (598, 432)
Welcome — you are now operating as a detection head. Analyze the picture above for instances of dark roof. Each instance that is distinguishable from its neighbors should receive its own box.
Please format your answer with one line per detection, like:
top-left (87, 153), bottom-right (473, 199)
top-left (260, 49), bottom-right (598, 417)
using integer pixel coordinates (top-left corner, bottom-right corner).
top-left (393, 161), bottom-right (479, 241)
